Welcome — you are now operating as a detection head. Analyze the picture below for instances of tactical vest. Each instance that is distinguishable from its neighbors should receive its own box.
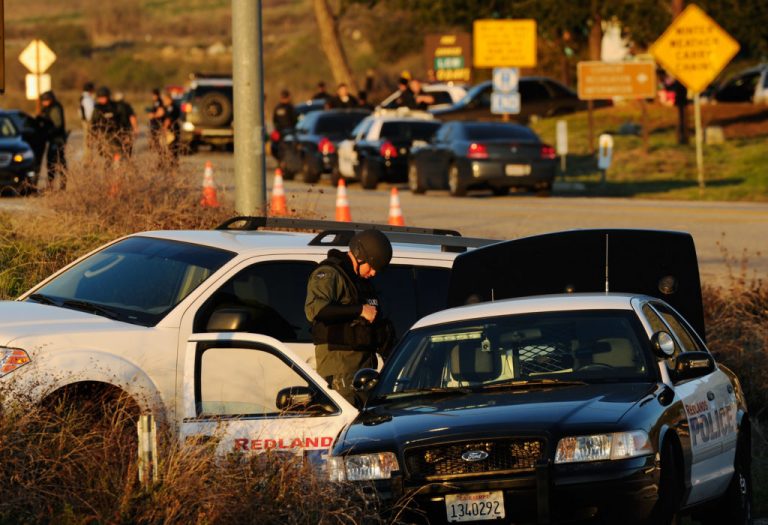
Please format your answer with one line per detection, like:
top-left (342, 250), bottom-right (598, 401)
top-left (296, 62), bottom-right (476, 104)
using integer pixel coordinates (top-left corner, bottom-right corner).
top-left (310, 257), bottom-right (382, 352)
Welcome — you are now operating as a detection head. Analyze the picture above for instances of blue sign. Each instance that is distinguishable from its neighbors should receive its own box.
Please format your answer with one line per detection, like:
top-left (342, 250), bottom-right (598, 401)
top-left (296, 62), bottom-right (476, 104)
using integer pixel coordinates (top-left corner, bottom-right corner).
top-left (491, 92), bottom-right (521, 115)
top-left (492, 67), bottom-right (519, 93)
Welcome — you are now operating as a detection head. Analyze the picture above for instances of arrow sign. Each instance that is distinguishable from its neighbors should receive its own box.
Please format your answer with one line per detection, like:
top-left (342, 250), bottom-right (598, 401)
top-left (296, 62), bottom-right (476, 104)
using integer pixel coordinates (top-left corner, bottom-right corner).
top-left (19, 40), bottom-right (57, 74)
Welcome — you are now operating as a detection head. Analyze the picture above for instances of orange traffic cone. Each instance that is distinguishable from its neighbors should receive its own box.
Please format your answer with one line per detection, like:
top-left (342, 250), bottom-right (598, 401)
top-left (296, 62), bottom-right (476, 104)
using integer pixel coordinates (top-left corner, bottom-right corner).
top-left (335, 178), bottom-right (352, 222)
top-left (270, 168), bottom-right (288, 216)
top-left (387, 187), bottom-right (405, 226)
top-left (200, 161), bottom-right (220, 208)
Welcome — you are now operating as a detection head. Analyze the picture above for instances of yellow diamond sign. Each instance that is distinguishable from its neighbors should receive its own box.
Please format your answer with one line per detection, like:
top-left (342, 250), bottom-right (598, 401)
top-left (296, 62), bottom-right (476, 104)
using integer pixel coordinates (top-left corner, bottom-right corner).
top-left (650, 4), bottom-right (740, 94)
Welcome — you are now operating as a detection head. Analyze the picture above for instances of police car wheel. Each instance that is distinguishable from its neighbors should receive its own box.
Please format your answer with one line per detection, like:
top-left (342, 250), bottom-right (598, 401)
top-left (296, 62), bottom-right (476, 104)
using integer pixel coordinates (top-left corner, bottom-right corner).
top-left (698, 430), bottom-right (752, 525)
top-left (360, 161), bottom-right (378, 190)
top-left (330, 165), bottom-right (342, 187)
top-left (408, 162), bottom-right (426, 194)
top-left (299, 156), bottom-right (320, 183)
top-left (448, 163), bottom-right (465, 197)
top-left (648, 439), bottom-right (683, 525)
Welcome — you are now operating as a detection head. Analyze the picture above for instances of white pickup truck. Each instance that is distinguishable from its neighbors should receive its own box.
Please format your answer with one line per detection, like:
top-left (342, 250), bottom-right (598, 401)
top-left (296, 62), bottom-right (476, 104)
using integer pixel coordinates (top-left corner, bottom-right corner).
top-left (0, 217), bottom-right (493, 458)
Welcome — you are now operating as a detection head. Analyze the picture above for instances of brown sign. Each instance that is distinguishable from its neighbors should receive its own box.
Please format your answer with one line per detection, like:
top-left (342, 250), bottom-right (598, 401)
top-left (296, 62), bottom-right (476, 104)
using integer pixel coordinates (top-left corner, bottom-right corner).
top-left (577, 61), bottom-right (657, 100)
top-left (424, 33), bottom-right (472, 83)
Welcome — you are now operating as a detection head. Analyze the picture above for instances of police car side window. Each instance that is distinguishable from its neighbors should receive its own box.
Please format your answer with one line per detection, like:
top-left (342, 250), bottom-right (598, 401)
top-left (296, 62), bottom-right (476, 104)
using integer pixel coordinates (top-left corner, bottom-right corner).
top-left (652, 303), bottom-right (702, 352)
top-left (198, 346), bottom-right (316, 417)
top-left (195, 261), bottom-right (315, 342)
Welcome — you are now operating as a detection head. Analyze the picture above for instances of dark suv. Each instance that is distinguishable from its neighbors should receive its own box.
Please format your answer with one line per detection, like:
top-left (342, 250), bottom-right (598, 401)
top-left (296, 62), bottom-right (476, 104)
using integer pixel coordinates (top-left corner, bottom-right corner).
top-left (179, 74), bottom-right (234, 151)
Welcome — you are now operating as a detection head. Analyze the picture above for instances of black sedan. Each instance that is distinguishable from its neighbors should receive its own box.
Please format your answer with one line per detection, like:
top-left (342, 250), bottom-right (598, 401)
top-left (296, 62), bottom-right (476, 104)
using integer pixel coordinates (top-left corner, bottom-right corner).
top-left (330, 229), bottom-right (751, 525)
top-left (279, 108), bottom-right (370, 183)
top-left (432, 78), bottom-right (611, 124)
top-left (0, 112), bottom-right (42, 194)
top-left (408, 121), bottom-right (556, 196)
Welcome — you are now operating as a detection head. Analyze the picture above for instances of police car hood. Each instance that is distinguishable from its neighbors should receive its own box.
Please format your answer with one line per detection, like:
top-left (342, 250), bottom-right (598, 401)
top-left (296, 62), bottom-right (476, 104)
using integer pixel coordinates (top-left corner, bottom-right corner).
top-left (448, 229), bottom-right (705, 340)
top-left (339, 382), bottom-right (652, 453)
top-left (0, 301), bottom-right (127, 345)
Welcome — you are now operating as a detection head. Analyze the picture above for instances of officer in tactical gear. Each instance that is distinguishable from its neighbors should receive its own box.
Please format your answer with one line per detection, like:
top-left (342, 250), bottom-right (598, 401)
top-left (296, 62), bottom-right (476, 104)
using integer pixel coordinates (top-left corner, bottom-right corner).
top-left (37, 91), bottom-right (68, 189)
top-left (305, 229), bottom-right (394, 405)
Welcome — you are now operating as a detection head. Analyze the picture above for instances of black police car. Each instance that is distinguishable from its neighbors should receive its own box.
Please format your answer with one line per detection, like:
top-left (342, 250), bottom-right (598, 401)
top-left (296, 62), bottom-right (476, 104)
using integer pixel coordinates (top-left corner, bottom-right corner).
top-left (279, 108), bottom-right (370, 183)
top-left (329, 230), bottom-right (751, 525)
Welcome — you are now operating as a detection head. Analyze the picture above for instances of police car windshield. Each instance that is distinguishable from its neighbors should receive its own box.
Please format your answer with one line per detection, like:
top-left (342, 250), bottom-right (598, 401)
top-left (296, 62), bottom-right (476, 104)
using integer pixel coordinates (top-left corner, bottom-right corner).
top-left (30, 237), bottom-right (235, 327)
top-left (375, 310), bottom-right (655, 397)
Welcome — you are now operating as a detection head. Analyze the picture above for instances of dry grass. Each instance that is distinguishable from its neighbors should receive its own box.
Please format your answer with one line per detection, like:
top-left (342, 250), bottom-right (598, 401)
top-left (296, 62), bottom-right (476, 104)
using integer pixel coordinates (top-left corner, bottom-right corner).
top-left (0, 139), bottom-right (235, 299)
top-left (0, 389), bottom-right (380, 525)
top-left (0, 141), bottom-right (766, 521)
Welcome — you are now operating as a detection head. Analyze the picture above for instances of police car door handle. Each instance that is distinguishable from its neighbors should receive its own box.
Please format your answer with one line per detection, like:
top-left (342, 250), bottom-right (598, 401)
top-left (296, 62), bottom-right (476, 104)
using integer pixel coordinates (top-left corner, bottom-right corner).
top-left (707, 391), bottom-right (715, 401)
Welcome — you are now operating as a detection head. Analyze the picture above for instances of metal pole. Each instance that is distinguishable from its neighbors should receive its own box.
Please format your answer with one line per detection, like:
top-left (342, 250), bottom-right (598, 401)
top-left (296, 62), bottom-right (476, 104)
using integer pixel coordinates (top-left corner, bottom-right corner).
top-left (641, 99), bottom-right (649, 154)
top-left (694, 93), bottom-right (705, 191)
top-left (587, 100), bottom-right (594, 155)
top-left (35, 41), bottom-right (40, 114)
top-left (232, 0), bottom-right (266, 215)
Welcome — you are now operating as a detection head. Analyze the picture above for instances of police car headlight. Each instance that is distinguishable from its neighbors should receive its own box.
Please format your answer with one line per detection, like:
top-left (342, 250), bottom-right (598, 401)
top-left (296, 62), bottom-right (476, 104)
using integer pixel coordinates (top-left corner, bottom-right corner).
top-left (555, 430), bottom-right (652, 463)
top-left (327, 452), bottom-right (399, 481)
top-left (0, 347), bottom-right (31, 377)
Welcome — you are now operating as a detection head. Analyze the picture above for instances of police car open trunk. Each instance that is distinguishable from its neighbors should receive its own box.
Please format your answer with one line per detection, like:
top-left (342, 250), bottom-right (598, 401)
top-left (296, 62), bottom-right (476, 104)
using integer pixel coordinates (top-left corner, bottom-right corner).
top-left (447, 229), bottom-right (706, 340)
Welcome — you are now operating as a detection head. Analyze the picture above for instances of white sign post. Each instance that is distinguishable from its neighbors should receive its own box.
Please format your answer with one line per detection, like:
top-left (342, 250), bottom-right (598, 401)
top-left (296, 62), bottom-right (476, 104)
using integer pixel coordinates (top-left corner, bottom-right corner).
top-left (597, 133), bottom-right (614, 187)
top-left (18, 40), bottom-right (57, 109)
top-left (556, 120), bottom-right (568, 176)
top-left (491, 67), bottom-right (520, 120)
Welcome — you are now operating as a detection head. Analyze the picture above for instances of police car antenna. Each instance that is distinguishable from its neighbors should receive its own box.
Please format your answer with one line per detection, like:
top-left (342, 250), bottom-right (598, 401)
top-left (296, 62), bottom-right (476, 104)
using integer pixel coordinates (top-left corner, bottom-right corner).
top-left (604, 234), bottom-right (610, 293)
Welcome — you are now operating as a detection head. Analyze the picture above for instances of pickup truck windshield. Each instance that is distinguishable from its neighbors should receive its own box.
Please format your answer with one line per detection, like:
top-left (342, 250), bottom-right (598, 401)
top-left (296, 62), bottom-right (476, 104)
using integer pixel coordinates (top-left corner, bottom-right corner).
top-left (375, 310), bottom-right (654, 397)
top-left (28, 236), bottom-right (235, 327)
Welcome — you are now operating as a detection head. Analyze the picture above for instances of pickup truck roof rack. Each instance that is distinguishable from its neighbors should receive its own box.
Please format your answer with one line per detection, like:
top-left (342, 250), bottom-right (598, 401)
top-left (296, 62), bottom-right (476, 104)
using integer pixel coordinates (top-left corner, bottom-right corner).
top-left (215, 216), bottom-right (496, 253)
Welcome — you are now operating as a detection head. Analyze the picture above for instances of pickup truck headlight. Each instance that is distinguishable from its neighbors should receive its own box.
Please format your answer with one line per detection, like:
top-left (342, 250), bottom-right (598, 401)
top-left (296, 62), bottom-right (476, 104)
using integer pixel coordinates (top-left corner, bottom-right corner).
top-left (0, 347), bottom-right (31, 377)
top-left (13, 149), bottom-right (34, 163)
top-left (555, 430), bottom-right (652, 463)
top-left (327, 452), bottom-right (399, 481)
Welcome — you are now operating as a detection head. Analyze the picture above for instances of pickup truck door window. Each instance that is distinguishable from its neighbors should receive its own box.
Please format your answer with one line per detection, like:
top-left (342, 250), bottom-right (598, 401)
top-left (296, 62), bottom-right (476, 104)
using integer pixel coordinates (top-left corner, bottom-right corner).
top-left (181, 335), bottom-right (356, 462)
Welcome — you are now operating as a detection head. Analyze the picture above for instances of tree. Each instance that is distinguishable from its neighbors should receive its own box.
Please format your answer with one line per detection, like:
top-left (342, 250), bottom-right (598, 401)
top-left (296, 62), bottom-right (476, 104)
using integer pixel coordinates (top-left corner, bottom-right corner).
top-left (313, 0), bottom-right (358, 93)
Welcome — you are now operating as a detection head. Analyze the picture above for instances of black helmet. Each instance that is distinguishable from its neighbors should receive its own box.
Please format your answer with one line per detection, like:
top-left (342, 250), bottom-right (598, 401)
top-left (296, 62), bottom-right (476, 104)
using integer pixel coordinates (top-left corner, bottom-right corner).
top-left (349, 229), bottom-right (392, 272)
top-left (40, 91), bottom-right (55, 102)
top-left (96, 86), bottom-right (111, 98)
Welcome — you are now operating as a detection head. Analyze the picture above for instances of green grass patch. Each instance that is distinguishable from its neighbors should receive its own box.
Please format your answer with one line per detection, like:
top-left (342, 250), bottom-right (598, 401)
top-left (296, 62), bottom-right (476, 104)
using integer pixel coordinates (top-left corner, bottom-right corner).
top-left (532, 103), bottom-right (768, 201)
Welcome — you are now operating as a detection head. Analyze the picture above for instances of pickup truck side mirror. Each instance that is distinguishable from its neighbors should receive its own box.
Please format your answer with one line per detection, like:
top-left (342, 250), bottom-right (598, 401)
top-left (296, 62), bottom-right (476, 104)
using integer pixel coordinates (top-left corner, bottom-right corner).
top-left (353, 368), bottom-right (380, 392)
top-left (672, 351), bottom-right (716, 382)
top-left (275, 386), bottom-right (335, 414)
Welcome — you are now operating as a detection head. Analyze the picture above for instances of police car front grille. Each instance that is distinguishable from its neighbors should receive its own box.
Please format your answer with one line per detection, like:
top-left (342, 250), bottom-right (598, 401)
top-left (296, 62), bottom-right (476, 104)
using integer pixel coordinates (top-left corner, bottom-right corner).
top-left (405, 438), bottom-right (545, 480)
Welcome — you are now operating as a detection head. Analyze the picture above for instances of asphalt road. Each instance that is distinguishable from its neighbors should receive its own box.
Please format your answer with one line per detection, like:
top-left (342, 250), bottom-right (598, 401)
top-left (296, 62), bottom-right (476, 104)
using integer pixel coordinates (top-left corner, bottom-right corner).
top-left (7, 132), bottom-right (768, 288)
top-left (183, 148), bottom-right (768, 288)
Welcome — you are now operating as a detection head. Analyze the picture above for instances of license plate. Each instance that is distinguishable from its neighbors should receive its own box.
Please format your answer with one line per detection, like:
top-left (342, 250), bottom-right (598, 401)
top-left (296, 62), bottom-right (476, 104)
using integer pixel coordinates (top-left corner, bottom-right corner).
top-left (505, 164), bottom-right (531, 176)
top-left (445, 491), bottom-right (505, 522)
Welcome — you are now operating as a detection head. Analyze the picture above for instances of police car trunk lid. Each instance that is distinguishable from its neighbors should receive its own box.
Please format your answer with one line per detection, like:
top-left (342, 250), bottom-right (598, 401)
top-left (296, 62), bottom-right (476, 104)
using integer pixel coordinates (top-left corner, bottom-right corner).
top-left (447, 229), bottom-right (705, 340)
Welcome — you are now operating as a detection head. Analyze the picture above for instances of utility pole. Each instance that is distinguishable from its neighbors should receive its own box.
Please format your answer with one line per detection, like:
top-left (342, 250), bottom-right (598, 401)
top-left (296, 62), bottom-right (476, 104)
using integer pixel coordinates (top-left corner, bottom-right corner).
top-left (232, 0), bottom-right (266, 215)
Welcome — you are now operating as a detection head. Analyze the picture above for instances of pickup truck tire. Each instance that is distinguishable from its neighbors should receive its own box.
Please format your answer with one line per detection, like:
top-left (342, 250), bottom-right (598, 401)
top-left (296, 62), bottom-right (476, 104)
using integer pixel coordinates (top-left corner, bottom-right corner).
top-left (42, 382), bottom-right (140, 441)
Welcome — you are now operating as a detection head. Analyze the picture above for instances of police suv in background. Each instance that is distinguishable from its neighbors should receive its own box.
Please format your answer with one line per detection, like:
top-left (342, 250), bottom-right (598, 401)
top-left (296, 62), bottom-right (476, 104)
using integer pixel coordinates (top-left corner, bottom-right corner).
top-left (0, 217), bottom-right (494, 459)
top-left (330, 230), bottom-right (752, 525)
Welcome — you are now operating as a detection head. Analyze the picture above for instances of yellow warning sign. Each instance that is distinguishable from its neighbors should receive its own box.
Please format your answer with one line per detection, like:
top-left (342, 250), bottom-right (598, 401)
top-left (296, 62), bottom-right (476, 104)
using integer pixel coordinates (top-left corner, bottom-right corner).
top-left (649, 4), bottom-right (740, 94)
top-left (473, 19), bottom-right (537, 68)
